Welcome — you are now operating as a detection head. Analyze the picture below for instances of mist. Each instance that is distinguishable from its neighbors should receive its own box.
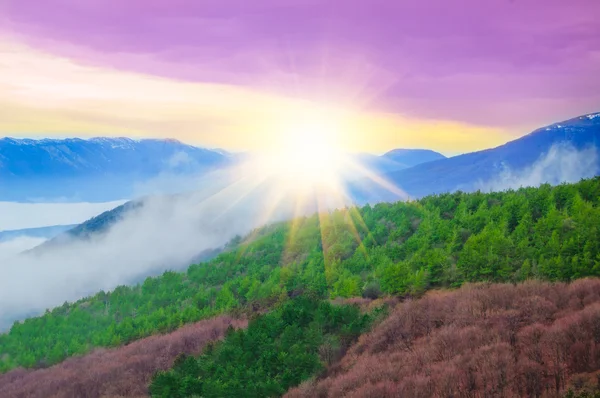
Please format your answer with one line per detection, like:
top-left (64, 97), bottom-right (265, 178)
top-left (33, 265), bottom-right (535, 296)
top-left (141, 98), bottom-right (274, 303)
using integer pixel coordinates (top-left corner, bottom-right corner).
top-left (0, 237), bottom-right (47, 262)
top-left (0, 201), bottom-right (127, 231)
top-left (0, 162), bottom-right (352, 330)
top-left (477, 143), bottom-right (598, 192)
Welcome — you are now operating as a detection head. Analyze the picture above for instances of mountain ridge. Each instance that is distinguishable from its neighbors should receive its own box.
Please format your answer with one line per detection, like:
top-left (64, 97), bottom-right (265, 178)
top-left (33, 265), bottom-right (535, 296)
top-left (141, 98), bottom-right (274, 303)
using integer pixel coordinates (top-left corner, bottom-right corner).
top-left (0, 136), bottom-right (448, 202)
top-left (0, 137), bottom-right (232, 202)
top-left (376, 111), bottom-right (600, 199)
top-left (382, 148), bottom-right (446, 168)
top-left (0, 225), bottom-right (76, 242)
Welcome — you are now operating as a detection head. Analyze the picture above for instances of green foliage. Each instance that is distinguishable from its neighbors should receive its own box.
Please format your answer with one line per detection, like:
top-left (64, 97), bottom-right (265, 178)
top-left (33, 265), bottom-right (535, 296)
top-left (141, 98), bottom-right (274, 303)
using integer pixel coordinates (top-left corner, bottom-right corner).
top-left (564, 390), bottom-right (600, 398)
top-left (3, 177), bottom-right (600, 372)
top-left (149, 297), bottom-right (372, 398)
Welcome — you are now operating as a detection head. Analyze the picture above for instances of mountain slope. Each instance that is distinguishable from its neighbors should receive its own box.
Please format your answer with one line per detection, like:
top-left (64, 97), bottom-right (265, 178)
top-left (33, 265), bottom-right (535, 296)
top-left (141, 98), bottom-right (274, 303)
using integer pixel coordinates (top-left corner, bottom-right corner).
top-left (349, 149), bottom-right (447, 175)
top-left (286, 279), bottom-right (600, 398)
top-left (24, 200), bottom-right (144, 256)
top-left (0, 137), bottom-right (231, 201)
top-left (2, 177), bottom-right (600, 373)
top-left (382, 112), bottom-right (600, 198)
top-left (150, 297), bottom-right (373, 398)
top-left (0, 316), bottom-right (246, 398)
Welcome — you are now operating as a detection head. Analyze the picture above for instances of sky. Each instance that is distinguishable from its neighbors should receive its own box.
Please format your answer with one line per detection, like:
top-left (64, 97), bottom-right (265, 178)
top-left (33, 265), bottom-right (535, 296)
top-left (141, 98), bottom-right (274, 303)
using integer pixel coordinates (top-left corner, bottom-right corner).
top-left (0, 201), bottom-right (126, 231)
top-left (0, 0), bottom-right (599, 154)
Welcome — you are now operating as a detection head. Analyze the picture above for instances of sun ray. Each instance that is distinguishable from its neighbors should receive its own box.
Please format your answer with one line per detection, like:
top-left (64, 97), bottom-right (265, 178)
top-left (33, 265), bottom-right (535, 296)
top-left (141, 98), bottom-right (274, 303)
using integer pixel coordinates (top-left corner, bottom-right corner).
top-left (346, 158), bottom-right (410, 201)
top-left (206, 110), bottom-right (415, 289)
top-left (233, 184), bottom-right (289, 263)
top-left (282, 188), bottom-right (313, 264)
top-left (208, 173), bottom-right (273, 223)
top-left (328, 187), bottom-right (369, 259)
top-left (315, 196), bottom-right (334, 285)
top-left (187, 171), bottom-right (248, 210)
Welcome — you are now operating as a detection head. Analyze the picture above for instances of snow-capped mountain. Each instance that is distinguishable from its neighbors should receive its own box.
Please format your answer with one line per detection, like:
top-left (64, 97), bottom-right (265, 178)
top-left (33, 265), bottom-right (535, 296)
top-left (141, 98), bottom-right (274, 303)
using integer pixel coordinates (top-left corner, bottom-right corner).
top-left (365, 112), bottom-right (600, 200)
top-left (0, 137), bottom-right (232, 202)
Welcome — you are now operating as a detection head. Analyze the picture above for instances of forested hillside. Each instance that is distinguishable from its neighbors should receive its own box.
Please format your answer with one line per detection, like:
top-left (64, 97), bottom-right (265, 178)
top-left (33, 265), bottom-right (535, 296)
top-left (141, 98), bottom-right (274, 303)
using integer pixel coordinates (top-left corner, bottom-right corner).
top-left (0, 316), bottom-right (246, 398)
top-left (286, 279), bottom-right (600, 398)
top-left (150, 297), bottom-right (376, 397)
top-left (2, 177), bottom-right (600, 374)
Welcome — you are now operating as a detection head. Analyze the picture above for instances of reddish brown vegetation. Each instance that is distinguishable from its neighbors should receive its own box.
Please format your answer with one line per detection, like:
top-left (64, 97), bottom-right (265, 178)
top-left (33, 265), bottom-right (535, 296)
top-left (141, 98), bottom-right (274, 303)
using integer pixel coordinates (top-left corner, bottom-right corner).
top-left (287, 279), bottom-right (600, 398)
top-left (329, 297), bottom-right (400, 313)
top-left (0, 316), bottom-right (246, 398)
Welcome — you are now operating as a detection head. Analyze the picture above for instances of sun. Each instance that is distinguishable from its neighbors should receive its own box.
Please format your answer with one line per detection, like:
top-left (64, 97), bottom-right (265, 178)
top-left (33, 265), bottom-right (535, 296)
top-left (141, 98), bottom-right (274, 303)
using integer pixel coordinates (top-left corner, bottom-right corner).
top-left (235, 113), bottom-right (358, 215)
top-left (265, 119), bottom-right (346, 188)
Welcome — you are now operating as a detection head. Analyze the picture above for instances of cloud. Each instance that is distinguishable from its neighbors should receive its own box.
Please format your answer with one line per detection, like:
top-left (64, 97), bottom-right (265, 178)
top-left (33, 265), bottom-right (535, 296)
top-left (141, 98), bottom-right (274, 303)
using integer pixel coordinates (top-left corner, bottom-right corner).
top-left (0, 38), bottom-right (515, 155)
top-left (3, 0), bottom-right (599, 128)
top-left (0, 236), bottom-right (47, 262)
top-left (477, 143), bottom-right (598, 192)
top-left (166, 151), bottom-right (193, 169)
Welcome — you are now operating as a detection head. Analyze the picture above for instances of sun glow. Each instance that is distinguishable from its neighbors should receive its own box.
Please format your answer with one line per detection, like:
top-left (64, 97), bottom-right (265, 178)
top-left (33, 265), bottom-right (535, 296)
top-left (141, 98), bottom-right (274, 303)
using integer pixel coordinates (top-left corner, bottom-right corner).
top-left (219, 112), bottom-right (407, 257)
top-left (259, 118), bottom-right (348, 189)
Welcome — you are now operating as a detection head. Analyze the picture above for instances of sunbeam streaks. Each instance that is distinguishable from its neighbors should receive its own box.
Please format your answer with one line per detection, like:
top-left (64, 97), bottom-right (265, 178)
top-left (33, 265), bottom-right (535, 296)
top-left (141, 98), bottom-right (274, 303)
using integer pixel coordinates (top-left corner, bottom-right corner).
top-left (149, 123), bottom-right (411, 301)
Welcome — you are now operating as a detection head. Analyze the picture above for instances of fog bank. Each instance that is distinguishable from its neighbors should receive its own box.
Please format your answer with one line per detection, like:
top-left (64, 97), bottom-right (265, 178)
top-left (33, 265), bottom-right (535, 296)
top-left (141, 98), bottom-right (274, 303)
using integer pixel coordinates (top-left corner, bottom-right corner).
top-left (477, 143), bottom-right (598, 192)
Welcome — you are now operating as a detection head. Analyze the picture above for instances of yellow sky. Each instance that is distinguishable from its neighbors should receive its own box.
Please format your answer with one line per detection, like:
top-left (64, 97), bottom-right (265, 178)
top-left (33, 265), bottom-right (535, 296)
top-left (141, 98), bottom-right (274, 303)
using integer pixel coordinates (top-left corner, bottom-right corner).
top-left (0, 39), bottom-right (517, 154)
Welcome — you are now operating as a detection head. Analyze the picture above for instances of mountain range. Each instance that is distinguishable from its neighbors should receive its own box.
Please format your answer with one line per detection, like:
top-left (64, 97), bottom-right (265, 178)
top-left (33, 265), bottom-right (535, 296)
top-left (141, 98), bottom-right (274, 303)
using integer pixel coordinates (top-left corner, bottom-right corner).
top-left (351, 112), bottom-right (600, 202)
top-left (349, 149), bottom-right (446, 174)
top-left (0, 136), bottom-right (448, 202)
top-left (8, 111), bottom-right (599, 249)
top-left (382, 148), bottom-right (447, 167)
top-left (0, 138), bottom-right (232, 202)
top-left (391, 113), bottom-right (600, 195)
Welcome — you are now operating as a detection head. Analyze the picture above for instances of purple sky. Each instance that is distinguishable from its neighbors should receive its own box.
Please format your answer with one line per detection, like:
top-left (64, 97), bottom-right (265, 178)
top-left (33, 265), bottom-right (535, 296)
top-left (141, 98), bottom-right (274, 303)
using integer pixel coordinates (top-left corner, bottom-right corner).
top-left (2, 0), bottom-right (600, 134)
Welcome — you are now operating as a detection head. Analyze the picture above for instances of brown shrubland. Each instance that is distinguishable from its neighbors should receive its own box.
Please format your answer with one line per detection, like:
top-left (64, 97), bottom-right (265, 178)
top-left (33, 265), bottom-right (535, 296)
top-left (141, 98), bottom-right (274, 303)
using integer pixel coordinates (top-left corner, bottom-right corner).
top-left (0, 315), bottom-right (246, 398)
top-left (5, 280), bottom-right (600, 398)
top-left (287, 279), bottom-right (600, 398)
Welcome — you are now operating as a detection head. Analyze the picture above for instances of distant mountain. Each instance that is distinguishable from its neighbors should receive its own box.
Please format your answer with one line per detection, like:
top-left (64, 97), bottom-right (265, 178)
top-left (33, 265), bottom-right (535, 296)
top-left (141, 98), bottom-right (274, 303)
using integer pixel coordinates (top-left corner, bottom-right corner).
top-left (0, 225), bottom-right (76, 242)
top-left (355, 112), bottom-right (600, 200)
top-left (26, 195), bottom-right (222, 272)
top-left (381, 148), bottom-right (446, 168)
top-left (349, 149), bottom-right (446, 175)
top-left (27, 200), bottom-right (143, 253)
top-left (0, 137), bottom-right (232, 202)
top-left (0, 137), bottom-right (452, 202)
top-left (29, 111), bottom-right (600, 244)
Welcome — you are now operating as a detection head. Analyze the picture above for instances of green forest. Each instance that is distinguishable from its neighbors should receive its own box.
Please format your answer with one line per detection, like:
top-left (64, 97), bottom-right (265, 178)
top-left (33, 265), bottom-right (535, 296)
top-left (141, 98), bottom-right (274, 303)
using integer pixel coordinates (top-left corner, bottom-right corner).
top-left (2, 177), bottom-right (600, 373)
top-left (149, 296), bottom-right (376, 397)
